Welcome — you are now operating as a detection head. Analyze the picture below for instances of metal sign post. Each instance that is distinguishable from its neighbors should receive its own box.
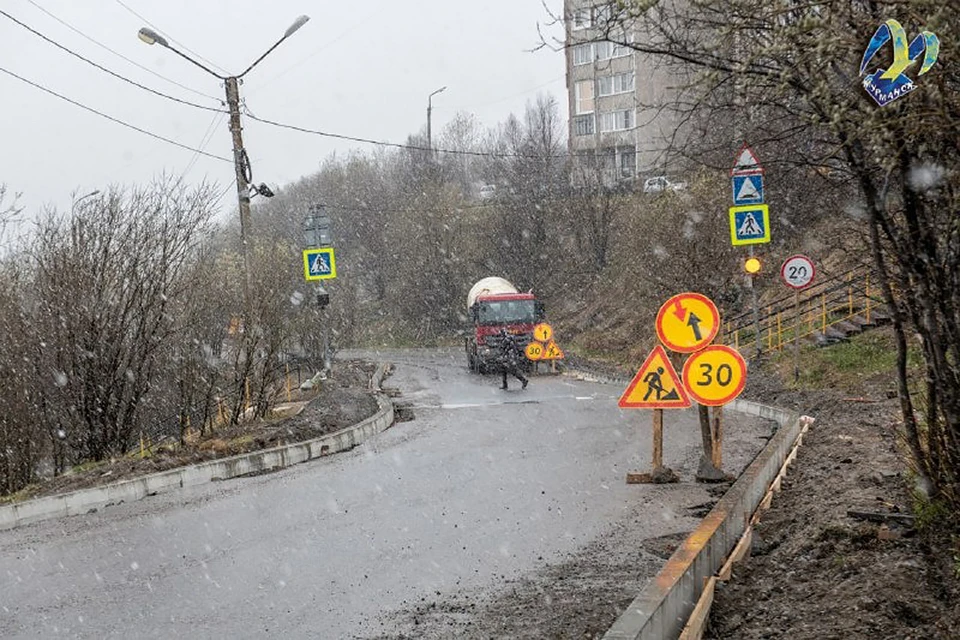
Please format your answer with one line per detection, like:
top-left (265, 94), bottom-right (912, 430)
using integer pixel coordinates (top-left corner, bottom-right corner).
top-left (780, 255), bottom-right (816, 382)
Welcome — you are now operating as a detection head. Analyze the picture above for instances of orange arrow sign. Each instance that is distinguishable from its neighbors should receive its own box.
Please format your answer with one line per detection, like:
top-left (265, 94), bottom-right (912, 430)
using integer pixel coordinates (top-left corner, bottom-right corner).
top-left (619, 345), bottom-right (691, 409)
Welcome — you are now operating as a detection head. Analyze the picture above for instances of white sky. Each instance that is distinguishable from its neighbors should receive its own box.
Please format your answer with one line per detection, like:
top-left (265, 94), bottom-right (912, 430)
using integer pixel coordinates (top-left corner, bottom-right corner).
top-left (0, 0), bottom-right (567, 218)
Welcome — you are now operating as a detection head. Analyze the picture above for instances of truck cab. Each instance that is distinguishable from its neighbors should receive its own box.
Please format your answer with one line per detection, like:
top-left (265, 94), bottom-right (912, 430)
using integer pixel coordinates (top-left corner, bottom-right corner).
top-left (466, 293), bottom-right (544, 373)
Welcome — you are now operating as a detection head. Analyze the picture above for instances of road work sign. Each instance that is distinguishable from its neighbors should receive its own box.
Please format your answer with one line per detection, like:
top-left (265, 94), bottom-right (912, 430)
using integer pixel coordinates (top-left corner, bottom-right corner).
top-left (729, 204), bottom-right (771, 246)
top-left (619, 345), bottom-right (691, 409)
top-left (533, 323), bottom-right (553, 342)
top-left (656, 292), bottom-right (721, 353)
top-left (302, 247), bottom-right (337, 281)
top-left (525, 342), bottom-right (544, 361)
top-left (682, 345), bottom-right (747, 406)
top-left (540, 340), bottom-right (564, 360)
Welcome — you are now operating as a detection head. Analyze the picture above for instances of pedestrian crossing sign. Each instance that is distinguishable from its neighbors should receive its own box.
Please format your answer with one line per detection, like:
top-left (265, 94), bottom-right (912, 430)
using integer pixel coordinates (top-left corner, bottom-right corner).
top-left (729, 204), bottom-right (771, 246)
top-left (302, 247), bottom-right (337, 281)
top-left (618, 345), bottom-right (691, 409)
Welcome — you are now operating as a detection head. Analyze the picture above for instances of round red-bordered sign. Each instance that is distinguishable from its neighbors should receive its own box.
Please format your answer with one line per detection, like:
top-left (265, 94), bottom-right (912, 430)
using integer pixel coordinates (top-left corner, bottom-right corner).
top-left (682, 345), bottom-right (748, 406)
top-left (655, 292), bottom-right (721, 353)
top-left (780, 254), bottom-right (815, 290)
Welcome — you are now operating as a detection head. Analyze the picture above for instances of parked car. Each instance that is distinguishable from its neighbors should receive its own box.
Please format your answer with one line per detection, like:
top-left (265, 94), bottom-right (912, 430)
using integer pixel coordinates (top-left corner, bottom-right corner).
top-left (478, 184), bottom-right (497, 200)
top-left (642, 176), bottom-right (687, 193)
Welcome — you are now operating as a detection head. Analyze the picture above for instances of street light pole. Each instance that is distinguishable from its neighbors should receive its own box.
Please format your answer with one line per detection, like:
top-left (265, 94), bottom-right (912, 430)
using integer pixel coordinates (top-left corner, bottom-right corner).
top-left (223, 76), bottom-right (254, 317)
top-left (137, 16), bottom-right (310, 323)
top-left (426, 86), bottom-right (446, 152)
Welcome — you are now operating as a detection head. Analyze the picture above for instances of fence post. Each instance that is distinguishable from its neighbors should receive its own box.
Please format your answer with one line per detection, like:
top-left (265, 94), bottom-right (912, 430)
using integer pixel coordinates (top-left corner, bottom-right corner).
top-left (777, 311), bottom-right (783, 351)
top-left (848, 273), bottom-right (854, 316)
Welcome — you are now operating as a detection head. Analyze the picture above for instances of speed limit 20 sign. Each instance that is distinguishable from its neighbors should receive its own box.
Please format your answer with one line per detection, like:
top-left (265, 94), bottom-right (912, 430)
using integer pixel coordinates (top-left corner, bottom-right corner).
top-left (780, 254), bottom-right (815, 290)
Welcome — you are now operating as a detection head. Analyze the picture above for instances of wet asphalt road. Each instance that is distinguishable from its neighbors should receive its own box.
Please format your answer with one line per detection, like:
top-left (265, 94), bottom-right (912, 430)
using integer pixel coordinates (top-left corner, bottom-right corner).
top-left (0, 348), bottom-right (768, 639)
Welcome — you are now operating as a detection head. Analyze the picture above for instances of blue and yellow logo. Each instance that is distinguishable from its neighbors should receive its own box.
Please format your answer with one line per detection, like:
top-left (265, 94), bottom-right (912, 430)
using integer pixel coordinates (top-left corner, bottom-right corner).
top-left (860, 19), bottom-right (939, 107)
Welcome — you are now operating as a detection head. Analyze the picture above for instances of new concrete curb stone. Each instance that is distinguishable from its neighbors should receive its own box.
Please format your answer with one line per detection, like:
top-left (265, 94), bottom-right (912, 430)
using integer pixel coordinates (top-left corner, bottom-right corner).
top-left (0, 364), bottom-right (395, 532)
top-left (564, 364), bottom-right (806, 640)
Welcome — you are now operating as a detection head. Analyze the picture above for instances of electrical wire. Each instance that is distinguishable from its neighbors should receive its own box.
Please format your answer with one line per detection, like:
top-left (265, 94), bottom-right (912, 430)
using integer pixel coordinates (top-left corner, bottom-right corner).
top-left (243, 111), bottom-right (568, 160)
top-left (113, 0), bottom-right (230, 77)
top-left (0, 65), bottom-right (232, 163)
top-left (0, 8), bottom-right (226, 113)
top-left (180, 111), bottom-right (226, 178)
top-left (23, 0), bottom-right (221, 102)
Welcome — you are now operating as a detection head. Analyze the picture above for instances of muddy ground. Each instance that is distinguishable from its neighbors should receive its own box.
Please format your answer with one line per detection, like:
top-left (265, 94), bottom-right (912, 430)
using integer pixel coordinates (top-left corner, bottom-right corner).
top-left (706, 370), bottom-right (960, 639)
top-left (6, 360), bottom-right (380, 502)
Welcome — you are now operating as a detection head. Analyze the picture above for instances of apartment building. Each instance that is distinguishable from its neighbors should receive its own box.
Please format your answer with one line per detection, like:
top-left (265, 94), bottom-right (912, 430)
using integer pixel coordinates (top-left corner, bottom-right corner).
top-left (564, 1), bottom-right (675, 184)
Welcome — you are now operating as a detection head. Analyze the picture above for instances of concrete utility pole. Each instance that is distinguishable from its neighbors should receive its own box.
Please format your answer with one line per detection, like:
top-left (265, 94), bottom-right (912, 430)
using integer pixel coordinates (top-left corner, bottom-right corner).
top-left (224, 76), bottom-right (254, 317)
top-left (136, 16), bottom-right (310, 323)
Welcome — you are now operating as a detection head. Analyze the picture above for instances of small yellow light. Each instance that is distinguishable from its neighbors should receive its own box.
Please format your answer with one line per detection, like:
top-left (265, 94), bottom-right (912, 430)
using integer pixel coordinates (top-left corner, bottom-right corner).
top-left (744, 257), bottom-right (762, 274)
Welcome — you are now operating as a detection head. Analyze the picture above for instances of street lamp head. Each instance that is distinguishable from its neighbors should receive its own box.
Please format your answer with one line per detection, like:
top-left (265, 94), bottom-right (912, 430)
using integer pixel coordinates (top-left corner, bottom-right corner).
top-left (137, 27), bottom-right (168, 47)
top-left (284, 15), bottom-right (310, 38)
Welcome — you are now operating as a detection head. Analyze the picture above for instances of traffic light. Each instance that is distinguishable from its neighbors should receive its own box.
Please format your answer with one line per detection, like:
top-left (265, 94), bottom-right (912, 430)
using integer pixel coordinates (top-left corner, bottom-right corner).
top-left (743, 256), bottom-right (762, 275)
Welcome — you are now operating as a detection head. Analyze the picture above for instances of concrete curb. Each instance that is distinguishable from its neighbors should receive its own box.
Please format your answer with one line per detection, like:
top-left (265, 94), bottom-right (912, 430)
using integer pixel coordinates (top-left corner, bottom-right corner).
top-left (0, 365), bottom-right (395, 532)
top-left (603, 398), bottom-right (804, 640)
top-left (565, 363), bottom-right (808, 639)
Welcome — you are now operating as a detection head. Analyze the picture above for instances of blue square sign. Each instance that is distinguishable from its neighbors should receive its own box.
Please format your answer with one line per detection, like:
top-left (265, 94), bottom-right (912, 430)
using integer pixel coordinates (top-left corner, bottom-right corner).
top-left (729, 205), bottom-right (771, 246)
top-left (732, 174), bottom-right (764, 206)
top-left (302, 247), bottom-right (337, 281)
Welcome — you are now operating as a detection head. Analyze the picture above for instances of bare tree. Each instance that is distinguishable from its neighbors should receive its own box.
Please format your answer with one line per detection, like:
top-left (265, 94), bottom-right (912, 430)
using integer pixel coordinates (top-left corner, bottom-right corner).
top-left (28, 180), bottom-right (216, 461)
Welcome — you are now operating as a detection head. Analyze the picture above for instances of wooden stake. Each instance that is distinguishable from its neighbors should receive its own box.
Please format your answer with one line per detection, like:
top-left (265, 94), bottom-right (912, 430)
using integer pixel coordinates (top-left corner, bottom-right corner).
top-left (652, 408), bottom-right (663, 469)
top-left (711, 405), bottom-right (724, 469)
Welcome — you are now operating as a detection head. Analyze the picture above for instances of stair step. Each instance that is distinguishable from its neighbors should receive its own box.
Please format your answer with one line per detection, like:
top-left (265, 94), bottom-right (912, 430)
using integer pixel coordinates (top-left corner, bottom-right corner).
top-left (833, 320), bottom-right (862, 335)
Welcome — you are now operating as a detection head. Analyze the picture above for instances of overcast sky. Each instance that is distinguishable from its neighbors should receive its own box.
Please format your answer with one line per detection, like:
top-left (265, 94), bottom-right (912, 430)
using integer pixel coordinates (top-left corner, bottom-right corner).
top-left (1, 0), bottom-right (567, 219)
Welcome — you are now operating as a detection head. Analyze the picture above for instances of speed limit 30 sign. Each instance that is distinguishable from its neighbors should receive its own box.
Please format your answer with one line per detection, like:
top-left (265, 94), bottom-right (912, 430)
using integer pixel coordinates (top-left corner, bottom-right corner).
top-left (780, 254), bottom-right (815, 290)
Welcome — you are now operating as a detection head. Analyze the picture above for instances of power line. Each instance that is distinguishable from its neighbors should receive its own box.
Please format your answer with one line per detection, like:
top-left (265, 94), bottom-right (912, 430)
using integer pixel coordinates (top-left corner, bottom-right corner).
top-left (181, 111), bottom-right (226, 178)
top-left (113, 0), bottom-right (230, 77)
top-left (23, 0), bottom-right (220, 102)
top-left (0, 8), bottom-right (226, 113)
top-left (243, 111), bottom-right (568, 160)
top-left (0, 65), bottom-right (232, 163)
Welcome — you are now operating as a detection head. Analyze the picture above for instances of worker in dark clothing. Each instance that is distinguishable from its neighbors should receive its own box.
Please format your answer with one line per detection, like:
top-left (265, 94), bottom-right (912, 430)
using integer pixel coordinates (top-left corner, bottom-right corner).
top-left (497, 329), bottom-right (529, 390)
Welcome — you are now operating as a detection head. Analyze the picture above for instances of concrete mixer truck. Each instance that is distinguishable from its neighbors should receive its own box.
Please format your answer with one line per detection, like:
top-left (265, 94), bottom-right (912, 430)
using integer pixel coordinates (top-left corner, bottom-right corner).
top-left (465, 277), bottom-right (544, 373)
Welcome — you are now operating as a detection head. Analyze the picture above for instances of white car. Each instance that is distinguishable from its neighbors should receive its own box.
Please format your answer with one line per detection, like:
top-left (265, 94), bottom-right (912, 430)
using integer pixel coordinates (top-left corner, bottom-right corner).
top-left (478, 184), bottom-right (497, 200)
top-left (642, 176), bottom-right (687, 193)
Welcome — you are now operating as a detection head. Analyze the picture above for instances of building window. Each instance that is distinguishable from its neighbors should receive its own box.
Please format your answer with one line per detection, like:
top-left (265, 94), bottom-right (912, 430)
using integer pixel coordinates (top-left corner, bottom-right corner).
top-left (599, 109), bottom-right (635, 132)
top-left (595, 39), bottom-right (631, 61)
top-left (572, 43), bottom-right (593, 66)
top-left (573, 114), bottom-right (595, 136)
top-left (574, 80), bottom-right (595, 115)
top-left (571, 7), bottom-right (592, 30)
top-left (593, 4), bottom-right (613, 26)
top-left (619, 147), bottom-right (637, 177)
top-left (598, 72), bottom-right (635, 96)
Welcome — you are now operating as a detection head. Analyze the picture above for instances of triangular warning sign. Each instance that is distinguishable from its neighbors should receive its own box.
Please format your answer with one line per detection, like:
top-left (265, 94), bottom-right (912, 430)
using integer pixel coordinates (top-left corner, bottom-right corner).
top-left (731, 145), bottom-right (763, 176)
top-left (540, 340), bottom-right (565, 360)
top-left (618, 345), bottom-right (691, 409)
top-left (736, 177), bottom-right (760, 201)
